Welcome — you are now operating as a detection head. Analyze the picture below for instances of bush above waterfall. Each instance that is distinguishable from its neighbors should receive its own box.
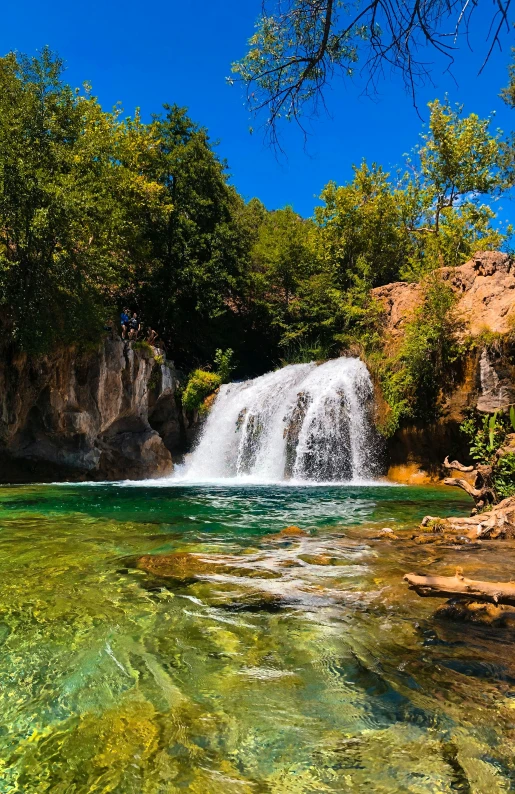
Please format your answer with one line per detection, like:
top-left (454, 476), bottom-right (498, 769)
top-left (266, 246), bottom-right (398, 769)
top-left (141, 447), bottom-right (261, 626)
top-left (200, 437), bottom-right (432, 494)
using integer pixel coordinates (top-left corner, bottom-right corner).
top-left (213, 349), bottom-right (236, 384)
top-left (182, 370), bottom-right (222, 413)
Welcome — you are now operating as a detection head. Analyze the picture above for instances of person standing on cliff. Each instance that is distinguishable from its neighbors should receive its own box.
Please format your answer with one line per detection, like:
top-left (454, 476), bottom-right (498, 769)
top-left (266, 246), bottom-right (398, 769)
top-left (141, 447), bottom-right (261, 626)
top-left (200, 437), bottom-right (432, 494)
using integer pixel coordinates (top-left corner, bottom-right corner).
top-left (120, 308), bottom-right (130, 339)
top-left (129, 312), bottom-right (140, 340)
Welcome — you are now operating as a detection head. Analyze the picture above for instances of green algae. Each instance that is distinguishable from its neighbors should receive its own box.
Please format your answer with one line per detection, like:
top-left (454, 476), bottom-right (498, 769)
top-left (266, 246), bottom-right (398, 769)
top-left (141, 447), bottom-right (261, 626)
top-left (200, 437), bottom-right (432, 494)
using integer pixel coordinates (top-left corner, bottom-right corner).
top-left (0, 483), bottom-right (514, 792)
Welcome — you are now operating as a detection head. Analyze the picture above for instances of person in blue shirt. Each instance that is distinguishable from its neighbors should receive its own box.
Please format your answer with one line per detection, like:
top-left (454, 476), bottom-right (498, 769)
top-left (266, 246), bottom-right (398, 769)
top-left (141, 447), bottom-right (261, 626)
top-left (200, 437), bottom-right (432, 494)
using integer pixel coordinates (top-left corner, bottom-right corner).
top-left (120, 308), bottom-right (130, 339)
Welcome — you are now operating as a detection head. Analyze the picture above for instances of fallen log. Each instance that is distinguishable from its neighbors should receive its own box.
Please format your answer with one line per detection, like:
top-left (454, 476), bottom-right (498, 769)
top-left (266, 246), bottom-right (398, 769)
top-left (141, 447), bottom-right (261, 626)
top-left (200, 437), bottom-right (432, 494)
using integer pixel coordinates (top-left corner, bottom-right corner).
top-left (443, 477), bottom-right (485, 500)
top-left (404, 569), bottom-right (515, 606)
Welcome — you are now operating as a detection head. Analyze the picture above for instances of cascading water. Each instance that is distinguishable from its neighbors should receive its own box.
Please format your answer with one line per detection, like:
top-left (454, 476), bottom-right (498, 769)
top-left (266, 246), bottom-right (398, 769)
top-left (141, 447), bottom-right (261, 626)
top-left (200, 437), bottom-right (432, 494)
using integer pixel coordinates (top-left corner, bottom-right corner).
top-left (179, 357), bottom-right (380, 484)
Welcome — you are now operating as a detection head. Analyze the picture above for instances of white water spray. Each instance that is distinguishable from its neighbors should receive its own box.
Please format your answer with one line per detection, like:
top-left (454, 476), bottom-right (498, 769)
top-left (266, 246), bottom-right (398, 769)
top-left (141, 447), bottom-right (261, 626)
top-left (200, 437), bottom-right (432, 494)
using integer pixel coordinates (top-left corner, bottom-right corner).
top-left (178, 358), bottom-right (379, 484)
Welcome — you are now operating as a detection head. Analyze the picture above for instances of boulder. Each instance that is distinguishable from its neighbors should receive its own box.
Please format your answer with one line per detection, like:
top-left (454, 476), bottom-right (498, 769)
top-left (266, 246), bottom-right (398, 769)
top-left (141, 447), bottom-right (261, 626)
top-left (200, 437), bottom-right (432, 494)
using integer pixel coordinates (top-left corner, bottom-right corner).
top-left (373, 251), bottom-right (515, 341)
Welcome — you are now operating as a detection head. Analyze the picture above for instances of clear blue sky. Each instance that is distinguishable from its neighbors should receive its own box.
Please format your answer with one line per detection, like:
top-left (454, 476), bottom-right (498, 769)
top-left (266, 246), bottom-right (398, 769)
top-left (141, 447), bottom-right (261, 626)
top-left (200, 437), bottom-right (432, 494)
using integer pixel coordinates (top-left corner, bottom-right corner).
top-left (2, 1), bottom-right (514, 220)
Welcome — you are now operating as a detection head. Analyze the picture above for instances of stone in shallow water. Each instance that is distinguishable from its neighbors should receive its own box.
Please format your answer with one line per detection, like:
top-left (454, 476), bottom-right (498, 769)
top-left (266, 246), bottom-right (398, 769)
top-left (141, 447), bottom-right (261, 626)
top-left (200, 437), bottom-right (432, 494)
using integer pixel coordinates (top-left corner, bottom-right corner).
top-left (436, 599), bottom-right (515, 627)
top-left (299, 553), bottom-right (344, 566)
top-left (135, 552), bottom-right (281, 582)
top-left (268, 525), bottom-right (308, 540)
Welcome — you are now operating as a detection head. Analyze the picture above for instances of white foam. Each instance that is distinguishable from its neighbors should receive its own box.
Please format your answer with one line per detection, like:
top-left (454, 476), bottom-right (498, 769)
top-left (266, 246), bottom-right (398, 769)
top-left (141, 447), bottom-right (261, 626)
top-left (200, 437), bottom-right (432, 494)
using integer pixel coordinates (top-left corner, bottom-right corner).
top-left (174, 358), bottom-right (381, 485)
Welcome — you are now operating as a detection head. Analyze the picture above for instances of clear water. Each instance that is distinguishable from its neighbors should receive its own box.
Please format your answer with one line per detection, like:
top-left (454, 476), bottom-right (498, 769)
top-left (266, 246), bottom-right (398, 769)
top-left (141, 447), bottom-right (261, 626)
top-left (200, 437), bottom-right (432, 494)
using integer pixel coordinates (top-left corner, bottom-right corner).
top-left (1, 482), bottom-right (514, 792)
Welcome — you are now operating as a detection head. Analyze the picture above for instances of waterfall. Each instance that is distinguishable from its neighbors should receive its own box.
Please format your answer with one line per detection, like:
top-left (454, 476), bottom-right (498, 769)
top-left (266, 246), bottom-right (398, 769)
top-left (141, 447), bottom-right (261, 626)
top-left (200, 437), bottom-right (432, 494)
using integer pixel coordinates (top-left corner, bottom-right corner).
top-left (179, 358), bottom-right (379, 484)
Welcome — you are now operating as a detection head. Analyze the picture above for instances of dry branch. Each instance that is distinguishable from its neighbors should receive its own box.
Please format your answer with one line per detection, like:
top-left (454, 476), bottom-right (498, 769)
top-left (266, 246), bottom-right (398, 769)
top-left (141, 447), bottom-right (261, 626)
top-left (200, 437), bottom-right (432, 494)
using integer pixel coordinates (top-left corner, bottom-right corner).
top-left (443, 456), bottom-right (474, 473)
top-left (442, 457), bottom-right (496, 509)
top-left (422, 496), bottom-right (515, 540)
top-left (404, 570), bottom-right (515, 605)
top-left (236, 0), bottom-right (513, 144)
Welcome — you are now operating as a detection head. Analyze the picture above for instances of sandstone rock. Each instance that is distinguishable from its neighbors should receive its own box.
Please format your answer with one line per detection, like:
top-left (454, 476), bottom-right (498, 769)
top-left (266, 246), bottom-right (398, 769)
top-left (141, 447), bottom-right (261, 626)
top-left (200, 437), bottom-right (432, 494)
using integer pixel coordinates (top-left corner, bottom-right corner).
top-left (269, 525), bottom-right (309, 540)
top-left (442, 251), bottom-right (515, 336)
top-left (298, 553), bottom-right (342, 565)
top-left (375, 252), bottom-right (515, 478)
top-left (476, 348), bottom-right (515, 413)
top-left (373, 251), bottom-right (515, 341)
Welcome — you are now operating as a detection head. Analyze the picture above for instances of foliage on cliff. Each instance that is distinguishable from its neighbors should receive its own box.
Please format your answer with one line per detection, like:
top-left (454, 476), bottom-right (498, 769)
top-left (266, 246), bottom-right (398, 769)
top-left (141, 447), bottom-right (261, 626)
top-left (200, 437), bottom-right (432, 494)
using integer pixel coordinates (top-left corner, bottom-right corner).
top-left (182, 370), bottom-right (221, 413)
top-left (371, 277), bottom-right (463, 435)
top-left (460, 409), bottom-right (515, 500)
top-left (181, 349), bottom-right (235, 413)
top-left (0, 47), bottom-right (512, 438)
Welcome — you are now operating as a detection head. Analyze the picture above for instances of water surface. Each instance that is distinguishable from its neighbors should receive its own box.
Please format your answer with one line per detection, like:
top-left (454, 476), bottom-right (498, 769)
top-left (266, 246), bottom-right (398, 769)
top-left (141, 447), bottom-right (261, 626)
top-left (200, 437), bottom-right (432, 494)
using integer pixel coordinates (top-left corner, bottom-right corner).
top-left (1, 483), bottom-right (514, 792)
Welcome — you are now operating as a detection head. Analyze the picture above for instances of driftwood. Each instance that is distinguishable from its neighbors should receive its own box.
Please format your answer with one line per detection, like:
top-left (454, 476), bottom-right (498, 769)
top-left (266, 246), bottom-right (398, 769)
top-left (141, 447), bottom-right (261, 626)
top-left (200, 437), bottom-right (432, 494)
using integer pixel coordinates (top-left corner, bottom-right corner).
top-left (443, 456), bottom-right (496, 510)
top-left (443, 457), bottom-right (474, 473)
top-left (404, 569), bottom-right (515, 606)
top-left (421, 495), bottom-right (515, 539)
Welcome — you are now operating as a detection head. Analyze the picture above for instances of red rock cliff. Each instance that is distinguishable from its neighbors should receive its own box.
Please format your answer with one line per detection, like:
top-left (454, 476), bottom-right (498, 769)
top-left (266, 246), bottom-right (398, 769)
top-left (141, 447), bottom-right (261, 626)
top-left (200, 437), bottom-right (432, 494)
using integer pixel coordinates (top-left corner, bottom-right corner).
top-left (372, 252), bottom-right (515, 483)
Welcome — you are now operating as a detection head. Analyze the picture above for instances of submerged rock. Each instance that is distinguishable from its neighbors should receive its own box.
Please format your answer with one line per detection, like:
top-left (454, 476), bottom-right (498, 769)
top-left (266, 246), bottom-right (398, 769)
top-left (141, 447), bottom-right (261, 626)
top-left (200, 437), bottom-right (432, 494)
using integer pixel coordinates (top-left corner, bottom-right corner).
top-left (135, 552), bottom-right (281, 582)
top-left (436, 599), bottom-right (515, 627)
top-left (269, 525), bottom-right (308, 540)
top-left (298, 553), bottom-right (343, 565)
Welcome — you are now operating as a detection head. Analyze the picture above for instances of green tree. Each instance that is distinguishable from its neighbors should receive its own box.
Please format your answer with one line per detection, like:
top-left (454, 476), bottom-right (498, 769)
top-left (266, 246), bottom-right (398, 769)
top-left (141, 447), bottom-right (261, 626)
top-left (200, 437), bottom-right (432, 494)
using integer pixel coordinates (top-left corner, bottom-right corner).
top-left (401, 100), bottom-right (506, 277)
top-left (232, 0), bottom-right (511, 143)
top-left (499, 50), bottom-right (515, 191)
top-left (247, 206), bottom-right (315, 336)
top-left (501, 48), bottom-right (515, 109)
top-left (0, 48), bottom-right (166, 353)
top-left (139, 105), bottom-right (250, 366)
top-left (315, 163), bottom-right (411, 289)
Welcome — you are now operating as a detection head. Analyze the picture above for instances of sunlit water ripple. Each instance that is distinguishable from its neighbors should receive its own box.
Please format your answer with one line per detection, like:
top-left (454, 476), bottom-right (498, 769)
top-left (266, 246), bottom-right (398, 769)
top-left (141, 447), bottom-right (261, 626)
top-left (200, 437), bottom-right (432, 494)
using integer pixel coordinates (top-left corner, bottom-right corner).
top-left (0, 482), bottom-right (514, 792)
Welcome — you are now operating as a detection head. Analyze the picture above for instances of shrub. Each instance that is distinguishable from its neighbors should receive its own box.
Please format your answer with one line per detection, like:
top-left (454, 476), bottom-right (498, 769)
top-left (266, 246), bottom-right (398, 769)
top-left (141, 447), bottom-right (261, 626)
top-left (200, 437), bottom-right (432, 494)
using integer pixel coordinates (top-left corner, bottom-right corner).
top-left (132, 340), bottom-right (154, 356)
top-left (214, 348), bottom-right (236, 383)
top-left (148, 367), bottom-right (161, 391)
top-left (496, 453), bottom-right (515, 498)
top-left (373, 276), bottom-right (462, 436)
top-left (182, 370), bottom-right (221, 412)
top-left (460, 409), bottom-right (515, 499)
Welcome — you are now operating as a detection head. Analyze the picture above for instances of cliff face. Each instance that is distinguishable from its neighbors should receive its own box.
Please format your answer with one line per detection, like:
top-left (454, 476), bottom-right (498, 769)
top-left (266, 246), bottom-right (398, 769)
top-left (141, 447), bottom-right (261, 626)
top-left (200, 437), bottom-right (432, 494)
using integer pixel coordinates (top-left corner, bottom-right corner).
top-left (373, 251), bottom-right (515, 342)
top-left (0, 336), bottom-right (182, 483)
top-left (372, 251), bottom-right (515, 482)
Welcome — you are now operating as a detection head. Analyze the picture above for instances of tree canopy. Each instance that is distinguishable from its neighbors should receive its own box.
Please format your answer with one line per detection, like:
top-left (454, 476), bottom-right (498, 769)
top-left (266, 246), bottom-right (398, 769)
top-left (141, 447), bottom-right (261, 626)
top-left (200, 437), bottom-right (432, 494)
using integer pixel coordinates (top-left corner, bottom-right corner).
top-left (0, 46), bottom-right (511, 396)
top-left (232, 0), bottom-right (513, 144)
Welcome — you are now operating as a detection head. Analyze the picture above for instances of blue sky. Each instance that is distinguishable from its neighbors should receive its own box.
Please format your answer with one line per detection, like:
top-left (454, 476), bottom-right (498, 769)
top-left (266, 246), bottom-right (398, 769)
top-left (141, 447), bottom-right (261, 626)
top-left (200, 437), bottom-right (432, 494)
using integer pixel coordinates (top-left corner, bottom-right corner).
top-left (2, 0), bottom-right (514, 220)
